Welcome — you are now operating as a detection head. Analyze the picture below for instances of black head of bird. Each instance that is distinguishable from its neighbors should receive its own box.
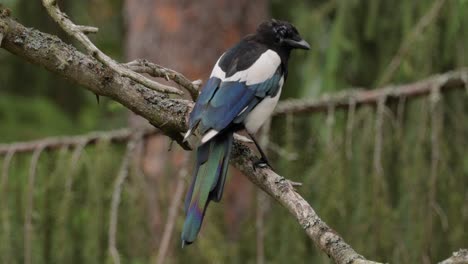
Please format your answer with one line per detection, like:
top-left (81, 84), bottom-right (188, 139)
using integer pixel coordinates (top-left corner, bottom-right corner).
top-left (255, 19), bottom-right (311, 51)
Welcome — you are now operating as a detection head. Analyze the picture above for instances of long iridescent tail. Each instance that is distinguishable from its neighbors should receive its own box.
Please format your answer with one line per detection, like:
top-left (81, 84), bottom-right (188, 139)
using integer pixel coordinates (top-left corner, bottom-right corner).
top-left (181, 132), bottom-right (233, 246)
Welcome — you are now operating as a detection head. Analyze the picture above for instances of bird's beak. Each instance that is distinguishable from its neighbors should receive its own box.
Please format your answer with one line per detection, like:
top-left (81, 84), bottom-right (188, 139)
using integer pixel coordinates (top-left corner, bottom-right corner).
top-left (284, 38), bottom-right (310, 50)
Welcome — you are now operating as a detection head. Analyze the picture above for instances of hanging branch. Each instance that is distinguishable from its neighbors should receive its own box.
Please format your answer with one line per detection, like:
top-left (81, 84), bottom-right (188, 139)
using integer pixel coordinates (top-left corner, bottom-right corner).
top-left (0, 150), bottom-right (14, 264)
top-left (64, 141), bottom-right (87, 196)
top-left (155, 153), bottom-right (190, 264)
top-left (345, 98), bottom-right (356, 160)
top-left (0, 150), bottom-right (14, 198)
top-left (108, 134), bottom-right (142, 264)
top-left (395, 96), bottom-right (406, 140)
top-left (55, 141), bottom-right (87, 262)
top-left (24, 146), bottom-right (45, 264)
top-left (377, 0), bottom-right (447, 86)
top-left (325, 103), bottom-right (336, 147)
top-left (0, 128), bottom-right (158, 155)
top-left (4, 8), bottom-right (466, 264)
top-left (275, 70), bottom-right (467, 116)
top-left (373, 97), bottom-right (386, 182)
top-left (425, 86), bottom-right (444, 260)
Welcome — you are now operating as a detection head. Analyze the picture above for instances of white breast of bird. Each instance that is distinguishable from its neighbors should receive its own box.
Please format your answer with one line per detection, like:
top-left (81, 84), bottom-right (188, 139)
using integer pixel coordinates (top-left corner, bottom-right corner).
top-left (244, 76), bottom-right (284, 134)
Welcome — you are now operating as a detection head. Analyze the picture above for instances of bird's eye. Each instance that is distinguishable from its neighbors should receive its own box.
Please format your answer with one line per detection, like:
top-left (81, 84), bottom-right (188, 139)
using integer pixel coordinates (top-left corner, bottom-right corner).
top-left (274, 25), bottom-right (289, 41)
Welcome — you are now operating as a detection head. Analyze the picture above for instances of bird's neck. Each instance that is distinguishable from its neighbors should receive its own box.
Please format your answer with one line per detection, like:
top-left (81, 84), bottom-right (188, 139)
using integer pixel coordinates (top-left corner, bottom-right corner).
top-left (271, 46), bottom-right (290, 78)
top-left (249, 34), bottom-right (291, 77)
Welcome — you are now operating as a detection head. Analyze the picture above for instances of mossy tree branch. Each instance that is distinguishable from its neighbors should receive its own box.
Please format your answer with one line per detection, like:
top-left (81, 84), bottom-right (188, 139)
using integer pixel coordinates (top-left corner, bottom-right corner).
top-left (439, 249), bottom-right (468, 264)
top-left (40, 0), bottom-right (184, 95)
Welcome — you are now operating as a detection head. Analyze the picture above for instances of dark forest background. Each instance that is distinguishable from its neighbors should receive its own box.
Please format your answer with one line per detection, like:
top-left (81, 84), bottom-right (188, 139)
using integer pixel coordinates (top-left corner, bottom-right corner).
top-left (0, 0), bottom-right (467, 263)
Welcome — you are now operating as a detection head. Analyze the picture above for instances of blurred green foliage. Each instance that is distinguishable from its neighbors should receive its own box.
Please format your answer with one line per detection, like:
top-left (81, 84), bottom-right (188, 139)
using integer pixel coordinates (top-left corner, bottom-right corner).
top-left (0, 0), bottom-right (467, 264)
top-left (273, 0), bottom-right (467, 98)
top-left (0, 0), bottom-right (126, 142)
top-left (0, 95), bottom-right (75, 141)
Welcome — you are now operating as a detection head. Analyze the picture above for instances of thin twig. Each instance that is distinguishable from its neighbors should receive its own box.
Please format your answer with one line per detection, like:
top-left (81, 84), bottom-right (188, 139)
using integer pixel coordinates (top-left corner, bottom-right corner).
top-left (373, 96), bottom-right (386, 182)
top-left (0, 149), bottom-right (14, 198)
top-left (431, 202), bottom-right (448, 231)
top-left (395, 96), bottom-right (407, 139)
top-left (1, 150), bottom-right (14, 264)
top-left (345, 98), bottom-right (356, 160)
top-left (108, 134), bottom-right (142, 264)
top-left (73, 25), bottom-right (98, 34)
top-left (326, 103), bottom-right (336, 147)
top-left (377, 0), bottom-right (447, 86)
top-left (65, 141), bottom-right (87, 194)
top-left (40, 0), bottom-right (182, 95)
top-left (55, 140), bottom-right (87, 262)
top-left (155, 153), bottom-right (190, 264)
top-left (289, 181), bottom-right (303, 187)
top-left (125, 59), bottom-right (201, 100)
top-left (234, 133), bottom-right (254, 144)
top-left (426, 85), bottom-right (443, 260)
top-left (24, 145), bottom-right (45, 264)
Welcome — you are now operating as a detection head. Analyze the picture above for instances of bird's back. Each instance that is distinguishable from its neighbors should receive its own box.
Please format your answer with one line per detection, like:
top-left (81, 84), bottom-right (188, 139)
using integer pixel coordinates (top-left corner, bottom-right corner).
top-left (218, 36), bottom-right (270, 78)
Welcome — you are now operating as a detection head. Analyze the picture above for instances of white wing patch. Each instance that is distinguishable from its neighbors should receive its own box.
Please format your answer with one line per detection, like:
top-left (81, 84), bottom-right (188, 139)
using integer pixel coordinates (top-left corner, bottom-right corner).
top-left (210, 54), bottom-right (226, 79)
top-left (201, 129), bottom-right (219, 144)
top-left (183, 128), bottom-right (193, 141)
top-left (237, 106), bottom-right (249, 117)
top-left (225, 50), bottom-right (281, 85)
top-left (210, 50), bottom-right (281, 85)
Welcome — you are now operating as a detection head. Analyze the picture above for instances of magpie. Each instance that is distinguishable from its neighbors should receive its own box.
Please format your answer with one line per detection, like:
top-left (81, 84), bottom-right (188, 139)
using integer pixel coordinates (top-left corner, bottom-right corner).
top-left (182, 19), bottom-right (309, 246)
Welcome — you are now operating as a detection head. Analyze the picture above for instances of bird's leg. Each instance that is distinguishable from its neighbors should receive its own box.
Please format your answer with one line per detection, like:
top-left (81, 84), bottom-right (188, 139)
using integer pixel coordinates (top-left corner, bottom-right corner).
top-left (248, 133), bottom-right (273, 170)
